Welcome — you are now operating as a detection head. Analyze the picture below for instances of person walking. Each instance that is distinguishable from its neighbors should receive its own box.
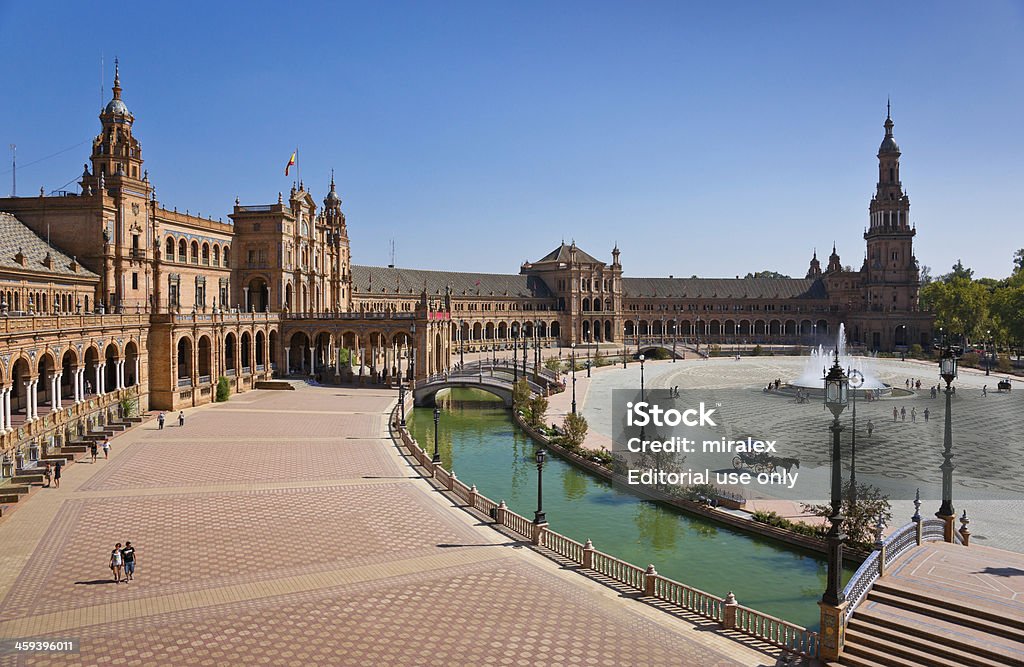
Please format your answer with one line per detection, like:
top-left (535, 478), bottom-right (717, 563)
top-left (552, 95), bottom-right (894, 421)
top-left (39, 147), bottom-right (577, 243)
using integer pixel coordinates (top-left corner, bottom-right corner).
top-left (110, 543), bottom-right (124, 584)
top-left (178, 411), bottom-right (185, 427)
top-left (53, 461), bottom-right (61, 489)
top-left (102, 438), bottom-right (111, 460)
top-left (911, 407), bottom-right (917, 423)
top-left (90, 441), bottom-right (98, 463)
top-left (43, 463), bottom-right (52, 488)
top-left (893, 406), bottom-right (898, 422)
top-left (924, 408), bottom-right (930, 422)
top-left (158, 412), bottom-right (165, 430)
top-left (121, 542), bottom-right (137, 582)
top-left (900, 406), bottom-right (907, 422)
top-left (983, 385), bottom-right (988, 397)
top-left (866, 419), bottom-right (874, 437)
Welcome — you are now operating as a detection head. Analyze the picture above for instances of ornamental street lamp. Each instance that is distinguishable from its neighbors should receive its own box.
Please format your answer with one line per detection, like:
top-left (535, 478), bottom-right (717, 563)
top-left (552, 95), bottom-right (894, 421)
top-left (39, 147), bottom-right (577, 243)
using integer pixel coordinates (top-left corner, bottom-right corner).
top-left (513, 327), bottom-right (519, 384)
top-left (848, 369), bottom-right (864, 508)
top-left (571, 343), bottom-right (577, 415)
top-left (410, 322), bottom-right (417, 382)
top-left (937, 342), bottom-right (958, 539)
top-left (695, 317), bottom-right (702, 353)
top-left (432, 406), bottom-right (442, 464)
top-left (534, 448), bottom-right (547, 525)
top-left (822, 348), bottom-right (849, 607)
top-left (398, 383), bottom-right (406, 427)
top-left (639, 353), bottom-right (646, 441)
top-left (985, 329), bottom-right (991, 376)
top-left (522, 322), bottom-right (528, 377)
top-left (586, 347), bottom-right (592, 377)
top-left (459, 320), bottom-right (465, 368)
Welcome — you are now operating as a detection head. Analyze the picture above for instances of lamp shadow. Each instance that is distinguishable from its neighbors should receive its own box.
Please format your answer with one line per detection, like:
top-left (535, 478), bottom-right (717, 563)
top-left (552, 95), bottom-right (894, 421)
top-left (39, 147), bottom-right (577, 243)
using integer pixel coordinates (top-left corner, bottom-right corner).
top-left (975, 567), bottom-right (1024, 578)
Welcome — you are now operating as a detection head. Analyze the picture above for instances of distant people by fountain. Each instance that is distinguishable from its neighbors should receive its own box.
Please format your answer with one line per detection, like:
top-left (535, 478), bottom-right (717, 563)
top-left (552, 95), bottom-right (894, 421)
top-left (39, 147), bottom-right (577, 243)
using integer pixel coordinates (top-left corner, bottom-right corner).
top-left (893, 407), bottom-right (898, 422)
top-left (866, 419), bottom-right (874, 437)
top-left (911, 407), bottom-right (917, 423)
top-left (931, 385), bottom-right (937, 399)
top-left (924, 408), bottom-right (930, 422)
top-left (916, 379), bottom-right (922, 390)
top-left (900, 406), bottom-right (907, 422)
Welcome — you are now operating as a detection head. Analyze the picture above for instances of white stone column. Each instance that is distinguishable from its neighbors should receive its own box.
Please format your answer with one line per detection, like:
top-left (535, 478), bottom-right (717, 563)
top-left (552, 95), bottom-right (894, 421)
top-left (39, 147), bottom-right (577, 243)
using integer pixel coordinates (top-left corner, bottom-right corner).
top-left (76, 368), bottom-right (84, 402)
top-left (284, 348), bottom-right (291, 374)
top-left (118, 360), bottom-right (125, 389)
top-left (0, 387), bottom-right (6, 432)
top-left (55, 373), bottom-right (63, 409)
top-left (243, 287), bottom-right (250, 311)
top-left (25, 379), bottom-right (35, 422)
top-left (135, 358), bottom-right (141, 388)
top-left (94, 364), bottom-right (102, 396)
top-left (308, 346), bottom-right (315, 376)
top-left (3, 387), bottom-right (11, 431)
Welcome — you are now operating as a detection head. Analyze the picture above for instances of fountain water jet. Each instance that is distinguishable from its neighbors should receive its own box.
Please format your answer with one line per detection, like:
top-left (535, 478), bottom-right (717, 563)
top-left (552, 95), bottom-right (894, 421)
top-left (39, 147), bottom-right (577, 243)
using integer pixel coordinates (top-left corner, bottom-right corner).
top-left (792, 324), bottom-right (889, 392)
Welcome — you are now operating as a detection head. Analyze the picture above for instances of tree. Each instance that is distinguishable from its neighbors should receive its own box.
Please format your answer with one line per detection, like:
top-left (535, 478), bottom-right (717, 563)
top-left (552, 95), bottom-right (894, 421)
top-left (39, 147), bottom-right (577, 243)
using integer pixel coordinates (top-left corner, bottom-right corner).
top-left (743, 270), bottom-right (792, 280)
top-left (526, 394), bottom-right (548, 429)
top-left (544, 357), bottom-right (562, 373)
top-left (561, 413), bottom-right (588, 450)
top-left (802, 480), bottom-right (892, 549)
top-left (512, 378), bottom-right (531, 411)
top-left (1014, 249), bottom-right (1024, 274)
top-left (216, 376), bottom-right (231, 402)
top-left (919, 264), bottom-right (933, 285)
top-left (943, 259), bottom-right (974, 282)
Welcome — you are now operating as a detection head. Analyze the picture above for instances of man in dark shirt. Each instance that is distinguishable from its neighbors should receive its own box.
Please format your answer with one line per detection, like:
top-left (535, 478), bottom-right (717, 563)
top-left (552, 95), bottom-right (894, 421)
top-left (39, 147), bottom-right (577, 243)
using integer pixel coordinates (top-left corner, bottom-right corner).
top-left (121, 542), bottom-right (137, 582)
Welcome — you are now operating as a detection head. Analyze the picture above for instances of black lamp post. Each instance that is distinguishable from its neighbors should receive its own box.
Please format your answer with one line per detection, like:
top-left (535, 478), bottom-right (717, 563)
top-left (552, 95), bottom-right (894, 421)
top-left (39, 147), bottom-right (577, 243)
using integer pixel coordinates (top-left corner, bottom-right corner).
top-left (622, 340), bottom-right (627, 369)
top-left (459, 319), bottom-right (465, 368)
top-left (586, 347), bottom-right (591, 377)
top-left (522, 322), bottom-right (528, 377)
top-left (571, 343), bottom-right (577, 415)
top-left (985, 329), bottom-right (991, 376)
top-left (398, 383), bottom-right (406, 427)
top-left (848, 369), bottom-right (864, 508)
top-left (513, 327), bottom-right (519, 384)
top-left (639, 353), bottom-right (646, 441)
top-left (432, 406), bottom-right (441, 464)
top-left (410, 322), bottom-right (417, 382)
top-left (695, 317), bottom-right (701, 353)
top-left (822, 348), bottom-right (849, 607)
top-left (534, 448), bottom-right (547, 524)
top-left (937, 342), bottom-right (958, 538)
top-left (672, 321), bottom-right (677, 362)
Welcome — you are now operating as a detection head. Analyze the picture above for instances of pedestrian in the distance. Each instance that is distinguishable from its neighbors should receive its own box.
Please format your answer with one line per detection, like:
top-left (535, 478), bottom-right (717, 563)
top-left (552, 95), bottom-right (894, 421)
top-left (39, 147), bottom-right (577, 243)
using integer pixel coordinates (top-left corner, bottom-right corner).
top-left (924, 408), bottom-right (930, 422)
top-left (158, 412), bottom-right (165, 430)
top-left (102, 438), bottom-right (111, 459)
top-left (110, 543), bottom-right (124, 584)
top-left (121, 541), bottom-right (136, 583)
top-left (90, 441), bottom-right (98, 463)
top-left (911, 407), bottom-right (917, 423)
top-left (178, 411), bottom-right (185, 427)
top-left (983, 385), bottom-right (988, 397)
top-left (900, 406), bottom-right (907, 422)
top-left (43, 463), bottom-right (52, 488)
top-left (866, 419), bottom-right (874, 437)
top-left (53, 461), bottom-right (61, 488)
top-left (893, 407), bottom-right (898, 422)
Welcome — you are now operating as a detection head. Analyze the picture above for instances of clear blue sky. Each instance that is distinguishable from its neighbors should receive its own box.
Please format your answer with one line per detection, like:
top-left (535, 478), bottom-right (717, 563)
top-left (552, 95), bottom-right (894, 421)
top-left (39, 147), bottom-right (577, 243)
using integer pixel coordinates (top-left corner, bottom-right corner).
top-left (1, 1), bottom-right (1021, 279)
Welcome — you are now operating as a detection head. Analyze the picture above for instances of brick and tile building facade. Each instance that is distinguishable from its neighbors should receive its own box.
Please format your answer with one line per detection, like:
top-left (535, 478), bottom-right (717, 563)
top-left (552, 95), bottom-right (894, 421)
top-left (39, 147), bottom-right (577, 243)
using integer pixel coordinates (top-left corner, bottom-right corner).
top-left (0, 65), bottom-right (930, 474)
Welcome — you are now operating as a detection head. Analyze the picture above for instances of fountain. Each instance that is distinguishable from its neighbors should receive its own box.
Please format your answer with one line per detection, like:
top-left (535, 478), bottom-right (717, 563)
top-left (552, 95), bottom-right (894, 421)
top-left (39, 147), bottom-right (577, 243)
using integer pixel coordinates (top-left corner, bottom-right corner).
top-left (792, 323), bottom-right (889, 393)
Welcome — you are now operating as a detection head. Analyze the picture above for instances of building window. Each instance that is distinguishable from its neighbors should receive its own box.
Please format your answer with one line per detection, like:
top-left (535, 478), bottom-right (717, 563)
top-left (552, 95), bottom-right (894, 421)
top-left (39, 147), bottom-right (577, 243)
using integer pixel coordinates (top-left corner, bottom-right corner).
top-left (132, 272), bottom-right (138, 290)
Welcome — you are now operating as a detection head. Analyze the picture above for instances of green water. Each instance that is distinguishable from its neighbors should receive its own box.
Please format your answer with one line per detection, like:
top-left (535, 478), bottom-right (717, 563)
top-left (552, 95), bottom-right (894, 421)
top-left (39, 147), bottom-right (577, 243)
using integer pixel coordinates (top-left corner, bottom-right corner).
top-left (409, 388), bottom-right (850, 630)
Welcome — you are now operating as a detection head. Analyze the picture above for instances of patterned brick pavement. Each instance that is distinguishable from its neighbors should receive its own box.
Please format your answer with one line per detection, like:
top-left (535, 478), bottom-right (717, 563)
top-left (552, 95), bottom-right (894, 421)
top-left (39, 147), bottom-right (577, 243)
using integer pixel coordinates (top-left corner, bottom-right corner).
top-left (0, 383), bottom-right (774, 666)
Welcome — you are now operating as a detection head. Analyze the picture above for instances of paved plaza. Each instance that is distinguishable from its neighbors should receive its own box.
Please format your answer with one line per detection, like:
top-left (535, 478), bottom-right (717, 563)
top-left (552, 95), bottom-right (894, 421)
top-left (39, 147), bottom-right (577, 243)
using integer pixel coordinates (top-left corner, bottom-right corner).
top-left (575, 354), bottom-right (1024, 551)
top-left (0, 384), bottom-right (778, 666)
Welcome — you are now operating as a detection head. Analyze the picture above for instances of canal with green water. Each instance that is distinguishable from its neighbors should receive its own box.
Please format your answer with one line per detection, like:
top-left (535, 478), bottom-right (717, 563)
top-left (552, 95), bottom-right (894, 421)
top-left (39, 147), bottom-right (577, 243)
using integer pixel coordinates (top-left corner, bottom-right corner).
top-left (408, 388), bottom-right (852, 630)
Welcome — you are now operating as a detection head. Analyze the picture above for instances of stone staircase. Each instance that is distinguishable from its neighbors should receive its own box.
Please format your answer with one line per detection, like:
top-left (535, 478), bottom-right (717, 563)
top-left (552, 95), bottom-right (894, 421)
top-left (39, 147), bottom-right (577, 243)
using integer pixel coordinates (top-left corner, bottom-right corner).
top-left (838, 580), bottom-right (1024, 666)
top-left (1, 416), bottom-right (149, 515)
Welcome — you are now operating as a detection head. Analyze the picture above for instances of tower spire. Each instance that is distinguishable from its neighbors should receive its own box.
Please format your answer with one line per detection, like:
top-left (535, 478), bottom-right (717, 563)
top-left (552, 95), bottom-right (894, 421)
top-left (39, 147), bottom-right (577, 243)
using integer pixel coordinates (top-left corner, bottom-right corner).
top-left (113, 57), bottom-right (122, 100)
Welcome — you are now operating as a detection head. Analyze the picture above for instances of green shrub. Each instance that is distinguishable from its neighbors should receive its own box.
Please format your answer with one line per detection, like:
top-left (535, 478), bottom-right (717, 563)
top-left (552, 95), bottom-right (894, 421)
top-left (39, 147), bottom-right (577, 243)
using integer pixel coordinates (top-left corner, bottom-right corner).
top-left (526, 394), bottom-right (548, 429)
top-left (562, 412), bottom-right (588, 450)
top-left (909, 343), bottom-right (924, 358)
top-left (751, 510), bottom-right (827, 539)
top-left (544, 357), bottom-right (563, 373)
top-left (216, 376), bottom-right (231, 402)
top-left (751, 345), bottom-right (763, 356)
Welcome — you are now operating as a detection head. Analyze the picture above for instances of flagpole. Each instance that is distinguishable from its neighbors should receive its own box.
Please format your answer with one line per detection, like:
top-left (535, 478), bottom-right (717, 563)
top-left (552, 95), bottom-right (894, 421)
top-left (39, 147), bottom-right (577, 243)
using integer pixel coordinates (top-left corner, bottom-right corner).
top-left (296, 146), bottom-right (300, 189)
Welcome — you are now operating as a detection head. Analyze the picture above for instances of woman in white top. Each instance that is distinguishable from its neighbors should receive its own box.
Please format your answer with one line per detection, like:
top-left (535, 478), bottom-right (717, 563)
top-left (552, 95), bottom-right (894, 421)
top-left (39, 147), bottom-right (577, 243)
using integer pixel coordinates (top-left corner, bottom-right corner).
top-left (110, 543), bottom-right (124, 583)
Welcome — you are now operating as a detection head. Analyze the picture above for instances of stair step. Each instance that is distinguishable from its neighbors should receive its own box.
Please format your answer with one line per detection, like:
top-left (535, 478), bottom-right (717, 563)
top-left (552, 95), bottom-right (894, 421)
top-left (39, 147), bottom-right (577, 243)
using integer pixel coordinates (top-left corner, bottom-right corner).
top-left (0, 485), bottom-right (31, 495)
top-left (852, 607), bottom-right (1024, 665)
top-left (847, 617), bottom-right (1011, 667)
top-left (842, 642), bottom-right (926, 667)
top-left (866, 589), bottom-right (1024, 644)
top-left (61, 445), bottom-right (88, 453)
top-left (873, 582), bottom-right (1024, 632)
top-left (0, 494), bottom-right (21, 504)
top-left (11, 475), bottom-right (44, 485)
top-left (845, 628), bottom-right (996, 667)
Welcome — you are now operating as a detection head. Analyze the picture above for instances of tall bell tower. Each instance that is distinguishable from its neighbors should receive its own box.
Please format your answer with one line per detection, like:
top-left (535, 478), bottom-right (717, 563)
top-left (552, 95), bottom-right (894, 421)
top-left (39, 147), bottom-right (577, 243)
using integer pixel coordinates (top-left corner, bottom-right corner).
top-left (864, 103), bottom-right (919, 314)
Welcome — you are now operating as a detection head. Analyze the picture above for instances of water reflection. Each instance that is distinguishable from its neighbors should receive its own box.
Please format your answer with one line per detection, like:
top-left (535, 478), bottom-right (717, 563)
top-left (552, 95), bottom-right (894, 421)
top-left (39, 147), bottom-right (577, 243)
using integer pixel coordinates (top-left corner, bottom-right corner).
top-left (408, 388), bottom-right (852, 631)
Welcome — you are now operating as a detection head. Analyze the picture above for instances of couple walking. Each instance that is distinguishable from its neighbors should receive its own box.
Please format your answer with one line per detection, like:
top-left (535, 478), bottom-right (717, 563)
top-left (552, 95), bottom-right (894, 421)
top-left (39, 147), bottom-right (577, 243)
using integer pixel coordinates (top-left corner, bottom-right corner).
top-left (156, 411), bottom-right (185, 429)
top-left (109, 541), bottom-right (138, 584)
